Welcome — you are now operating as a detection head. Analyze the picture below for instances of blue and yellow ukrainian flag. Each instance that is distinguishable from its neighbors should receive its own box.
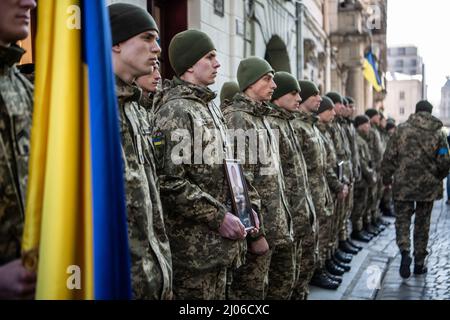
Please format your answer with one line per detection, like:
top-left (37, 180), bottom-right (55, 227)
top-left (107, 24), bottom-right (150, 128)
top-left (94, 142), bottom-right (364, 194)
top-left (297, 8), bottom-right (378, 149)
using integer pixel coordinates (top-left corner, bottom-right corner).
top-left (363, 50), bottom-right (383, 92)
top-left (22, 0), bottom-right (131, 300)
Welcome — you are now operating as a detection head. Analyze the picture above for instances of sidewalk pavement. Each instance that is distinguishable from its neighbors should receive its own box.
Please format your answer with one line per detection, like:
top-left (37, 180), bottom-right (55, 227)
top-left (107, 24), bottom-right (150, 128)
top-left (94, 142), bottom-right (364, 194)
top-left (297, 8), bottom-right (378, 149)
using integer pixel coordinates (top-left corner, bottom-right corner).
top-left (308, 198), bottom-right (450, 300)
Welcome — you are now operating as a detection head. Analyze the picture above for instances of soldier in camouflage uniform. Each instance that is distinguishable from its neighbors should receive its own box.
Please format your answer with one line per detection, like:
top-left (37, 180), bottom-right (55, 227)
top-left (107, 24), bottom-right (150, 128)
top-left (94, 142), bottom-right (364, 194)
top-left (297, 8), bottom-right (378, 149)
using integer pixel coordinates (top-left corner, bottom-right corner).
top-left (351, 116), bottom-right (376, 243)
top-left (381, 120), bottom-right (396, 217)
top-left (382, 101), bottom-right (450, 278)
top-left (266, 73), bottom-right (318, 298)
top-left (325, 92), bottom-right (359, 257)
top-left (365, 109), bottom-right (385, 235)
top-left (109, 4), bottom-right (172, 299)
top-left (136, 60), bottom-right (162, 111)
top-left (220, 81), bottom-right (239, 109)
top-left (152, 31), bottom-right (261, 300)
top-left (223, 58), bottom-right (294, 300)
top-left (315, 97), bottom-right (350, 279)
top-left (291, 81), bottom-right (340, 291)
top-left (0, 0), bottom-right (37, 299)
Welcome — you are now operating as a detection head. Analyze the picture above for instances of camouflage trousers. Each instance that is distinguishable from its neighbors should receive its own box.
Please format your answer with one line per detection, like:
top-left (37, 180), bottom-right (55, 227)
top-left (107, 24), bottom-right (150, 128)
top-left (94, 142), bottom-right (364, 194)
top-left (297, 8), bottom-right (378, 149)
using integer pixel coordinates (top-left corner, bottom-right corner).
top-left (331, 198), bottom-right (342, 251)
top-left (318, 211), bottom-right (334, 267)
top-left (394, 201), bottom-right (433, 266)
top-left (228, 249), bottom-right (272, 300)
top-left (173, 266), bottom-right (228, 300)
top-left (266, 242), bottom-right (296, 300)
top-left (368, 172), bottom-right (383, 223)
top-left (351, 182), bottom-right (369, 232)
top-left (381, 185), bottom-right (393, 212)
top-left (292, 227), bottom-right (318, 300)
top-left (337, 184), bottom-right (353, 241)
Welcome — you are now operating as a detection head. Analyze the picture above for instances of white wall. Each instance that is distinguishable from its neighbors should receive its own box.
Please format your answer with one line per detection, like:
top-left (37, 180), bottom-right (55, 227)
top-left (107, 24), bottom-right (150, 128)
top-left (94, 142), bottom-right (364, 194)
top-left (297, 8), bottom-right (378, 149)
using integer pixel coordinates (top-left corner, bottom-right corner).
top-left (385, 79), bottom-right (422, 124)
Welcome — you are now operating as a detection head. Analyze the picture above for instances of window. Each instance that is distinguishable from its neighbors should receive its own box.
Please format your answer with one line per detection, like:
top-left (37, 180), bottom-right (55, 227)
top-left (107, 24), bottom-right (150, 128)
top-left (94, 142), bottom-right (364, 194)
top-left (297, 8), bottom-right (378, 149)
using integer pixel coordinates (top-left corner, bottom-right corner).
top-left (395, 60), bottom-right (404, 67)
top-left (398, 48), bottom-right (406, 55)
top-left (399, 91), bottom-right (405, 100)
top-left (410, 59), bottom-right (417, 67)
top-left (400, 107), bottom-right (405, 115)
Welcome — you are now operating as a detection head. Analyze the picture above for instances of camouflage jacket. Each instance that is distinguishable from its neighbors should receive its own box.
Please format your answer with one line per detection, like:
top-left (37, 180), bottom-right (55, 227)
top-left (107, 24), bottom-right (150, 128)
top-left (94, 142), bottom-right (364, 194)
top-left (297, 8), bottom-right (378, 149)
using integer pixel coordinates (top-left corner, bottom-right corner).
top-left (291, 111), bottom-right (333, 217)
top-left (377, 125), bottom-right (388, 154)
top-left (343, 118), bottom-right (361, 182)
top-left (367, 126), bottom-right (383, 171)
top-left (116, 77), bottom-right (172, 299)
top-left (381, 112), bottom-right (450, 201)
top-left (223, 93), bottom-right (293, 246)
top-left (316, 122), bottom-right (346, 196)
top-left (328, 117), bottom-right (353, 184)
top-left (265, 103), bottom-right (315, 240)
top-left (151, 78), bottom-right (248, 271)
top-left (0, 45), bottom-right (33, 265)
top-left (355, 131), bottom-right (375, 187)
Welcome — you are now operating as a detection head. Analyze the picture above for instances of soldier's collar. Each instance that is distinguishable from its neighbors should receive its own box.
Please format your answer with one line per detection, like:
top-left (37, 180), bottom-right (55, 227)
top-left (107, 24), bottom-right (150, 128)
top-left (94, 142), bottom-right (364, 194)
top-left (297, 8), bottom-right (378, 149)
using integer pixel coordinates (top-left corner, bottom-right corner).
top-left (0, 44), bottom-right (25, 68)
top-left (115, 76), bottom-right (142, 103)
top-left (268, 102), bottom-right (295, 120)
top-left (171, 76), bottom-right (216, 103)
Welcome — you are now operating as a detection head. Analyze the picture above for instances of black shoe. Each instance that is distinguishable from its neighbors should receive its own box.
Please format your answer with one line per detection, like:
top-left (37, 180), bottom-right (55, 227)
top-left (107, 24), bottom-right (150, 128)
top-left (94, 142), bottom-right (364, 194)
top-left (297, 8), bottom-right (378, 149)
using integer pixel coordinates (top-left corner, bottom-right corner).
top-left (351, 231), bottom-right (371, 243)
top-left (332, 255), bottom-right (351, 272)
top-left (346, 239), bottom-right (362, 251)
top-left (325, 270), bottom-right (343, 284)
top-left (339, 241), bottom-right (359, 255)
top-left (413, 264), bottom-right (428, 275)
top-left (361, 230), bottom-right (374, 240)
top-left (400, 251), bottom-right (412, 279)
top-left (377, 218), bottom-right (390, 226)
top-left (310, 270), bottom-right (340, 290)
top-left (364, 225), bottom-right (378, 236)
top-left (325, 259), bottom-right (345, 276)
top-left (335, 249), bottom-right (352, 263)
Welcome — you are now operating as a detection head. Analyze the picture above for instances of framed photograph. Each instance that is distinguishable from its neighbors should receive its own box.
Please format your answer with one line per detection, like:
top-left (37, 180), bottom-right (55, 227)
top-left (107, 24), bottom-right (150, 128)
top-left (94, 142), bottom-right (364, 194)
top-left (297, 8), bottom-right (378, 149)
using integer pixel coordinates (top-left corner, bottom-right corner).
top-left (224, 159), bottom-right (256, 231)
top-left (213, 0), bottom-right (225, 17)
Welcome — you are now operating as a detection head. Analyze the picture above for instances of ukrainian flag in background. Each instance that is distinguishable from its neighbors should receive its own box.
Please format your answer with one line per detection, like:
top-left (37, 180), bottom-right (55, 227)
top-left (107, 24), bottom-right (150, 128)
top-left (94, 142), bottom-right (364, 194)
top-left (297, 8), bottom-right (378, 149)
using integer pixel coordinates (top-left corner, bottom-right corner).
top-left (21, 0), bottom-right (131, 299)
top-left (363, 50), bottom-right (383, 92)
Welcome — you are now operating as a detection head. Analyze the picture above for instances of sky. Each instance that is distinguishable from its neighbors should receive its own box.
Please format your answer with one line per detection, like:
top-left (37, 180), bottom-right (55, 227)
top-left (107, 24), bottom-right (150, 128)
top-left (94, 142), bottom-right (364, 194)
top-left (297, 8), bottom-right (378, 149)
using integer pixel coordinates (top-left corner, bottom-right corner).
top-left (387, 0), bottom-right (450, 108)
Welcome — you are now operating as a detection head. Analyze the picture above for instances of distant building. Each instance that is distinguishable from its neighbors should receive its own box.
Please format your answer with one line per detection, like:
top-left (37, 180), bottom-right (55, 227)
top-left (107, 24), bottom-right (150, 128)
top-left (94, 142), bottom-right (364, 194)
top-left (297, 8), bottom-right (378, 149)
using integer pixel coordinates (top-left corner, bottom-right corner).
top-left (388, 45), bottom-right (423, 76)
top-left (384, 71), bottom-right (423, 124)
top-left (440, 77), bottom-right (450, 121)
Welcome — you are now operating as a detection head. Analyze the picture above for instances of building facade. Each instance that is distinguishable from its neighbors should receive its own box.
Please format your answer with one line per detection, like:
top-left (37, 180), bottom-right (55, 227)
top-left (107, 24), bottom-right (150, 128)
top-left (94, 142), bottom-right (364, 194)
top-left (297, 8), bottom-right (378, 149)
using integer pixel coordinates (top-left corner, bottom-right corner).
top-left (388, 45), bottom-right (423, 76)
top-left (439, 77), bottom-right (450, 122)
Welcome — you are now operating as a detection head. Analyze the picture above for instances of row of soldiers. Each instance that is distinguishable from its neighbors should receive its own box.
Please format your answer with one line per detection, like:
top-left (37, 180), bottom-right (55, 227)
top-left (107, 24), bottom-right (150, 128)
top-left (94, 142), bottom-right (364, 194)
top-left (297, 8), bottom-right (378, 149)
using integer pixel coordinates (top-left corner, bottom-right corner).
top-left (0, 2), bottom-right (394, 299)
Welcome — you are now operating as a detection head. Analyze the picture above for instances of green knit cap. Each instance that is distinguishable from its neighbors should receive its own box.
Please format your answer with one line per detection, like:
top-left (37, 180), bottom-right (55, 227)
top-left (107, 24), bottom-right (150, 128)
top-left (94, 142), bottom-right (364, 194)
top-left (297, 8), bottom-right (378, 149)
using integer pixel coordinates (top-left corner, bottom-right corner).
top-left (109, 3), bottom-right (159, 46)
top-left (299, 80), bottom-right (320, 102)
top-left (169, 30), bottom-right (216, 77)
top-left (365, 108), bottom-right (379, 119)
top-left (237, 57), bottom-right (274, 92)
top-left (220, 81), bottom-right (240, 104)
top-left (416, 100), bottom-right (433, 113)
top-left (272, 72), bottom-right (300, 100)
top-left (317, 96), bottom-right (334, 114)
top-left (354, 115), bottom-right (370, 128)
top-left (325, 91), bottom-right (344, 104)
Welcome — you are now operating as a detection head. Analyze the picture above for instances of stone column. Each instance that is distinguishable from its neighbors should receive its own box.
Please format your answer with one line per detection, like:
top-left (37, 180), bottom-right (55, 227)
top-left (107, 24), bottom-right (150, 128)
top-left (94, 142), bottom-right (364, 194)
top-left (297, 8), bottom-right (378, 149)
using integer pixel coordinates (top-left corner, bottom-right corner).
top-left (346, 66), bottom-right (365, 115)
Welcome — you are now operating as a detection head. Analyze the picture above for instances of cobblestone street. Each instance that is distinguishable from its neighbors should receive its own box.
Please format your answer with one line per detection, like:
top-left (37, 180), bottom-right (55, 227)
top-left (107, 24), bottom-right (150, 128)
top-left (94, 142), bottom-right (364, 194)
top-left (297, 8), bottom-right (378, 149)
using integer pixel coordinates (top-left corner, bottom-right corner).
top-left (309, 198), bottom-right (450, 300)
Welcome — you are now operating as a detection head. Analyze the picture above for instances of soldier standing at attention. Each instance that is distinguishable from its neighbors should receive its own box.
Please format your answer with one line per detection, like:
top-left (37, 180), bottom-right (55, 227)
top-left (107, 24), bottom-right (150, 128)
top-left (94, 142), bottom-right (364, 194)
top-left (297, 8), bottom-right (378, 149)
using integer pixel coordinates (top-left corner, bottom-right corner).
top-left (109, 3), bottom-right (172, 299)
top-left (382, 101), bottom-right (450, 279)
top-left (223, 57), bottom-right (293, 300)
top-left (152, 30), bottom-right (263, 300)
top-left (0, 0), bottom-right (37, 300)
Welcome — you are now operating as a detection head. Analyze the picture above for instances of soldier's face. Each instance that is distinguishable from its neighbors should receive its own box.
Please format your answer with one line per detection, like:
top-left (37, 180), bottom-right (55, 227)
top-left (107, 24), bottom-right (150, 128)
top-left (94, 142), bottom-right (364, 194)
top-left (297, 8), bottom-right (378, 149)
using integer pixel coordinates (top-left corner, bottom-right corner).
top-left (334, 102), bottom-right (346, 116)
top-left (319, 108), bottom-right (335, 123)
top-left (359, 122), bottom-right (371, 134)
top-left (371, 114), bottom-right (381, 126)
top-left (0, 0), bottom-right (36, 46)
top-left (115, 30), bottom-right (161, 79)
top-left (136, 63), bottom-right (161, 93)
top-left (274, 91), bottom-right (301, 112)
top-left (190, 50), bottom-right (220, 86)
top-left (247, 73), bottom-right (277, 102)
top-left (348, 104), bottom-right (355, 117)
top-left (302, 93), bottom-right (322, 112)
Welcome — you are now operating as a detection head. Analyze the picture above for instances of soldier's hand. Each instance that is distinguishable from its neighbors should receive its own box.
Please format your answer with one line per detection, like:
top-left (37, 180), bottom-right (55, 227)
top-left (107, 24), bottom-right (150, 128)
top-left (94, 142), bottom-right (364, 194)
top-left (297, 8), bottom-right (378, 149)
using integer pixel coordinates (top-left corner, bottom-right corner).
top-left (248, 210), bottom-right (260, 236)
top-left (0, 259), bottom-right (36, 300)
top-left (219, 212), bottom-right (247, 240)
top-left (338, 184), bottom-right (349, 200)
top-left (248, 236), bottom-right (270, 256)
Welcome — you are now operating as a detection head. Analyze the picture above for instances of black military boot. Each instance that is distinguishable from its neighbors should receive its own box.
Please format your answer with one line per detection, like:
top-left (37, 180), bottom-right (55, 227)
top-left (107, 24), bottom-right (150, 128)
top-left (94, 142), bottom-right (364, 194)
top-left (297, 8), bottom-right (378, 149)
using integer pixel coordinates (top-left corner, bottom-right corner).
top-left (335, 249), bottom-right (352, 263)
top-left (347, 238), bottom-right (362, 251)
top-left (351, 230), bottom-right (371, 243)
top-left (413, 264), bottom-right (428, 275)
top-left (332, 254), bottom-right (351, 272)
top-left (325, 269), bottom-right (343, 284)
top-left (325, 259), bottom-right (345, 276)
top-left (364, 224), bottom-right (378, 237)
top-left (339, 240), bottom-right (359, 255)
top-left (399, 251), bottom-right (412, 279)
top-left (310, 269), bottom-right (340, 290)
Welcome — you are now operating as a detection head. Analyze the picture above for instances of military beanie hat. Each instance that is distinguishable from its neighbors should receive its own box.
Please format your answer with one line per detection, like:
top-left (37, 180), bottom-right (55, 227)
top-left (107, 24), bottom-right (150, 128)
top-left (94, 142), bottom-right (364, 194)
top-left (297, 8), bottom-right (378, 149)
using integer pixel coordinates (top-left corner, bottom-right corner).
top-left (342, 97), bottom-right (349, 106)
top-left (386, 121), bottom-right (396, 131)
top-left (237, 57), bottom-right (274, 92)
top-left (169, 30), bottom-right (215, 77)
top-left (354, 115), bottom-right (370, 128)
top-left (298, 80), bottom-right (319, 102)
top-left (109, 3), bottom-right (159, 46)
top-left (272, 72), bottom-right (301, 100)
top-left (416, 100), bottom-right (433, 113)
top-left (346, 96), bottom-right (355, 105)
top-left (325, 91), bottom-right (343, 104)
top-left (365, 108), bottom-right (379, 119)
top-left (317, 96), bottom-right (334, 114)
top-left (220, 81), bottom-right (240, 104)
